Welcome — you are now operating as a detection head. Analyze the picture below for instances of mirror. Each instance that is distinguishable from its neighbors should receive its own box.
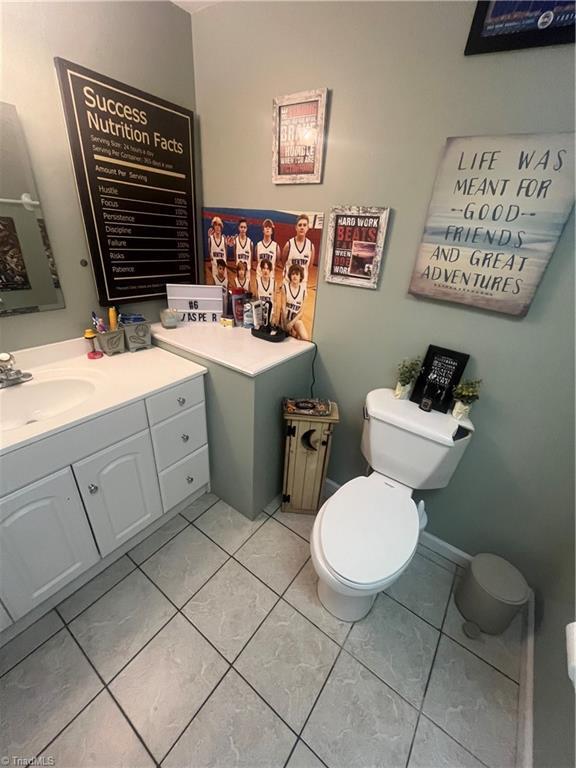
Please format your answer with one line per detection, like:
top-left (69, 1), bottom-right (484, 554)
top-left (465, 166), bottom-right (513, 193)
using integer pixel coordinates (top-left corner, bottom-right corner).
top-left (0, 103), bottom-right (64, 316)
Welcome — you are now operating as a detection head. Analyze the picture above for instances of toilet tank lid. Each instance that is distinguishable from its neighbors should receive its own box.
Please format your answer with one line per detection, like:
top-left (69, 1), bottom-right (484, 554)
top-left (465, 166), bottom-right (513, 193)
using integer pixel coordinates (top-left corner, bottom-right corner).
top-left (365, 389), bottom-right (474, 446)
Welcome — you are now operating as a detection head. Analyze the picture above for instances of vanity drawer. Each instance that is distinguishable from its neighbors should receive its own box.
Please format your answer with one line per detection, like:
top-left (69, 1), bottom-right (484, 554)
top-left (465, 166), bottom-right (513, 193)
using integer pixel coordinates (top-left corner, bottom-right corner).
top-left (159, 445), bottom-right (210, 512)
top-left (1, 401), bottom-right (148, 497)
top-left (146, 377), bottom-right (204, 426)
top-left (151, 403), bottom-right (207, 471)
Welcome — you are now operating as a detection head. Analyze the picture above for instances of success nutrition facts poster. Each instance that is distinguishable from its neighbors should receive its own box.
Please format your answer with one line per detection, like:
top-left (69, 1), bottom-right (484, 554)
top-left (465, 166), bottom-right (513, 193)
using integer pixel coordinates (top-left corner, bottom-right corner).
top-left (55, 58), bottom-right (197, 305)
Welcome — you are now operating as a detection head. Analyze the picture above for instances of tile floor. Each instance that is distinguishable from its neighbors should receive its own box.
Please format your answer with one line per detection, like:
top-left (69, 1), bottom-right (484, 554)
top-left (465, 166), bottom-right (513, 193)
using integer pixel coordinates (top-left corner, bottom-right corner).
top-left (0, 493), bottom-right (524, 768)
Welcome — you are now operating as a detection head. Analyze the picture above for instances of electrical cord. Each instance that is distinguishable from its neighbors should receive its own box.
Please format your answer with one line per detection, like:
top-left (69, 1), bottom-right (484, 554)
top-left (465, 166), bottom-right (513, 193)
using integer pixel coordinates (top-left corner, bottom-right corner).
top-left (309, 341), bottom-right (318, 398)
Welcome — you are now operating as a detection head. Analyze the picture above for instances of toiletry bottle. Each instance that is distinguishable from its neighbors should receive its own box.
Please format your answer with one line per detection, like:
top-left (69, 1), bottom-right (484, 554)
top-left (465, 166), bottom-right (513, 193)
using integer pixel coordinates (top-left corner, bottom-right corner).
top-left (84, 329), bottom-right (103, 359)
top-left (243, 295), bottom-right (254, 329)
top-left (252, 299), bottom-right (263, 330)
top-left (231, 288), bottom-right (245, 326)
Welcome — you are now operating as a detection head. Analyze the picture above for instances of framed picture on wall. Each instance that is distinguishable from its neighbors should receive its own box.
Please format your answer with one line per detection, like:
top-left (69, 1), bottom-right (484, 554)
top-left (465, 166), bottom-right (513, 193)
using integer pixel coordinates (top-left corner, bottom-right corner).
top-left (465, 1), bottom-right (575, 55)
top-left (200, 206), bottom-right (324, 341)
top-left (323, 206), bottom-right (390, 289)
top-left (272, 88), bottom-right (328, 184)
top-left (410, 345), bottom-right (470, 413)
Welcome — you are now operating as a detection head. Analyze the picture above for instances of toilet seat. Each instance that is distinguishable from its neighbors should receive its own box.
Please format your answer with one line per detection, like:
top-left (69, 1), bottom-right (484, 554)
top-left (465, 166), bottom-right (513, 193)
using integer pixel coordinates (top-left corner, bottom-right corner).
top-left (319, 475), bottom-right (419, 589)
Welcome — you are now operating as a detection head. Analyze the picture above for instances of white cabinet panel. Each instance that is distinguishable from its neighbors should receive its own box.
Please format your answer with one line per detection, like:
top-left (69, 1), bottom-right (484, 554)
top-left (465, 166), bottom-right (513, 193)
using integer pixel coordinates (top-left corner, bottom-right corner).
top-left (158, 445), bottom-right (210, 512)
top-left (73, 430), bottom-right (162, 557)
top-left (0, 468), bottom-right (100, 619)
top-left (151, 403), bottom-right (207, 472)
top-left (2, 401), bottom-right (148, 497)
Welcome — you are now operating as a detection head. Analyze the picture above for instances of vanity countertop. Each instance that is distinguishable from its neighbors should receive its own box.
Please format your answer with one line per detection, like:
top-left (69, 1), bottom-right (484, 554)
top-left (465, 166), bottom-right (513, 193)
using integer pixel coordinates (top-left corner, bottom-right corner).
top-left (151, 322), bottom-right (314, 377)
top-left (1, 338), bottom-right (206, 455)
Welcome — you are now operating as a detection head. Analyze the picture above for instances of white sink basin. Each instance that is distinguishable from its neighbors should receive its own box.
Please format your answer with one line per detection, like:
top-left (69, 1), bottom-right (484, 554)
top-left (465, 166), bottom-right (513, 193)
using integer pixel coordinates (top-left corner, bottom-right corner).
top-left (0, 370), bottom-right (103, 431)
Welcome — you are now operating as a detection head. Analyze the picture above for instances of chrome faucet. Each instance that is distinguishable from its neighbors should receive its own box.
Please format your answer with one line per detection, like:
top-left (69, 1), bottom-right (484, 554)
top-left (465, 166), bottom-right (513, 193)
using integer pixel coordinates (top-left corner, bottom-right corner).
top-left (0, 353), bottom-right (33, 388)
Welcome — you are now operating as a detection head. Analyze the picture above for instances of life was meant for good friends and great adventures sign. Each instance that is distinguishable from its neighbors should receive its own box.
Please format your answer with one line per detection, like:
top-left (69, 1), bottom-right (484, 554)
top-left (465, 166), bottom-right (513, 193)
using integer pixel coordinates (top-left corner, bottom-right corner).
top-left (55, 58), bottom-right (198, 305)
top-left (409, 133), bottom-right (574, 317)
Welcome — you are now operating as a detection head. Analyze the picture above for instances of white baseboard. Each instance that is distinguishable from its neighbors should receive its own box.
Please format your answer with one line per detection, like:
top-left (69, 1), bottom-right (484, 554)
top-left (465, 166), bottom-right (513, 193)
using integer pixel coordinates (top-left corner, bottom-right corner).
top-left (263, 494), bottom-right (282, 515)
top-left (517, 590), bottom-right (535, 768)
top-left (419, 531), bottom-right (472, 568)
top-left (323, 478), bottom-right (340, 498)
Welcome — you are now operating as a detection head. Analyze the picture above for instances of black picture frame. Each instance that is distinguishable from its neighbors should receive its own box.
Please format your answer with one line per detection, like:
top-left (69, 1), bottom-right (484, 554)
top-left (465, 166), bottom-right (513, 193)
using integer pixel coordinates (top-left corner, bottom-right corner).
top-left (410, 346), bottom-right (470, 413)
top-left (465, 1), bottom-right (575, 56)
top-left (55, 58), bottom-right (198, 306)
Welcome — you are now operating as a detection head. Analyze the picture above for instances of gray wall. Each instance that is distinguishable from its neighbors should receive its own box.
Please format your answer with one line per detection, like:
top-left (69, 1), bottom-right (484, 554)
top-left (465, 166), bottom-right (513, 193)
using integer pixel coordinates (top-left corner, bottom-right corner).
top-left (190, 3), bottom-right (575, 765)
top-left (2, 2), bottom-right (573, 763)
top-left (1, 1), bottom-right (196, 350)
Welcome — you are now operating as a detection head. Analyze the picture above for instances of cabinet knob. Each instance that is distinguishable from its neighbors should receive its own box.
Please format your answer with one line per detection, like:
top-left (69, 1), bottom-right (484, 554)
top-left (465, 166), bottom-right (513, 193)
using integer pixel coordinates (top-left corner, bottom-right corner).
top-left (186, 475), bottom-right (194, 484)
top-left (88, 483), bottom-right (99, 494)
top-left (181, 433), bottom-right (189, 442)
top-left (177, 397), bottom-right (186, 406)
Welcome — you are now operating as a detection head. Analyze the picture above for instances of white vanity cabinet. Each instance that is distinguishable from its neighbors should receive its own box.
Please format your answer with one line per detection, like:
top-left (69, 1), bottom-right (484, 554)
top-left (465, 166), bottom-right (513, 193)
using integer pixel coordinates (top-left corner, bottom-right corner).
top-left (73, 430), bottom-right (163, 557)
top-left (0, 361), bottom-right (209, 631)
top-left (145, 378), bottom-right (209, 513)
top-left (0, 468), bottom-right (100, 619)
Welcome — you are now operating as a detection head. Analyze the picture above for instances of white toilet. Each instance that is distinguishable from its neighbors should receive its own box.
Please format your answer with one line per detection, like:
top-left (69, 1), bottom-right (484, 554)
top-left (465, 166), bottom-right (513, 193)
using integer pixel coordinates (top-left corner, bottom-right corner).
top-left (311, 388), bottom-right (474, 621)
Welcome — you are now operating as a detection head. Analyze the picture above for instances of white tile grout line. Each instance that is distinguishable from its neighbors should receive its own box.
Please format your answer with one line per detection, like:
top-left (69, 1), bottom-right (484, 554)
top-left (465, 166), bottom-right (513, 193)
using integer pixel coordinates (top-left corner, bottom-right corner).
top-left (324, 477), bottom-right (534, 766)
top-left (38, 626), bottom-right (161, 767)
top-left (5, 491), bottom-right (533, 768)
top-left (404, 571), bottom-right (457, 768)
top-left (60, 518), bottom-right (511, 768)
top-left (159, 554), bottom-right (315, 765)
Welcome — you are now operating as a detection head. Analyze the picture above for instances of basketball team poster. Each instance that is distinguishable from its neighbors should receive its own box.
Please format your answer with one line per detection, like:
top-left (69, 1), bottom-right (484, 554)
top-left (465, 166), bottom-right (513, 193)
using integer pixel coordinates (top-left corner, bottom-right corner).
top-left (202, 207), bottom-right (324, 341)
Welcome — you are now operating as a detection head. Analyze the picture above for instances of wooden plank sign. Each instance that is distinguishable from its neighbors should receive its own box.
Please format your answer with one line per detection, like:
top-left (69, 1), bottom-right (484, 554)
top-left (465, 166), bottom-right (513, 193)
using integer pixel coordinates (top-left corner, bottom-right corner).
top-left (409, 133), bottom-right (574, 316)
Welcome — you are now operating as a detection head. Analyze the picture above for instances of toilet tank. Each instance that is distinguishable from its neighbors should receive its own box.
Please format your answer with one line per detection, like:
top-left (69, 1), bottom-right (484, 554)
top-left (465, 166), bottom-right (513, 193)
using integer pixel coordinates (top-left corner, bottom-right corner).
top-left (360, 388), bottom-right (474, 489)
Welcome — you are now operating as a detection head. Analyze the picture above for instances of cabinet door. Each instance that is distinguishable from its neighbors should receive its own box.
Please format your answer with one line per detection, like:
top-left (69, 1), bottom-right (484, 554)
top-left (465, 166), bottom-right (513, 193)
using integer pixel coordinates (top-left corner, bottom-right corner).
top-left (0, 468), bottom-right (100, 619)
top-left (73, 430), bottom-right (162, 557)
top-left (282, 420), bottom-right (333, 514)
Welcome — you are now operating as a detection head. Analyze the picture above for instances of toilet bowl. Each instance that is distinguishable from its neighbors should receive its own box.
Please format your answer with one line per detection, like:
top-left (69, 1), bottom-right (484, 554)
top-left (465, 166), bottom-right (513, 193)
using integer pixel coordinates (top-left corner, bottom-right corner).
top-left (309, 387), bottom-right (474, 622)
top-left (310, 473), bottom-right (420, 621)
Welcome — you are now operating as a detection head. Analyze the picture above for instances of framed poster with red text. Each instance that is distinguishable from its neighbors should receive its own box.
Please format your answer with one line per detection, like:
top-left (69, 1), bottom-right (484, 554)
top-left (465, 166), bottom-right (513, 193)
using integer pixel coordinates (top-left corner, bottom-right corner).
top-left (272, 89), bottom-right (328, 185)
top-left (324, 206), bottom-right (390, 289)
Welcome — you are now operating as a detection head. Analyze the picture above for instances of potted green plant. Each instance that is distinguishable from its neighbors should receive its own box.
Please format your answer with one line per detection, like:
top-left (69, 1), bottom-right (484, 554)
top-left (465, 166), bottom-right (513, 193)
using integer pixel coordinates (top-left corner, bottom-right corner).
top-left (394, 356), bottom-right (421, 400)
top-left (452, 379), bottom-right (481, 420)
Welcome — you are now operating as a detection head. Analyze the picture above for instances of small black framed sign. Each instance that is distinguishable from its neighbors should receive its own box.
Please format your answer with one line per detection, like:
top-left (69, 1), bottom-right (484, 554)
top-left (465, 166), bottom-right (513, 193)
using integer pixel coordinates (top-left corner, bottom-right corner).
top-left (410, 345), bottom-right (470, 413)
top-left (465, 1), bottom-right (575, 56)
top-left (55, 58), bottom-right (198, 305)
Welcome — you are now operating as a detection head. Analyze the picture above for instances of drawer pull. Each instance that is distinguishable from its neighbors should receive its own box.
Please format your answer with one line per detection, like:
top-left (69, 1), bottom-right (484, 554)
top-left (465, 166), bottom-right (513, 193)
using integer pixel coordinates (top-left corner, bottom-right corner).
top-left (181, 433), bottom-right (190, 442)
top-left (88, 483), bottom-right (99, 494)
top-left (177, 397), bottom-right (186, 406)
top-left (186, 475), bottom-right (194, 484)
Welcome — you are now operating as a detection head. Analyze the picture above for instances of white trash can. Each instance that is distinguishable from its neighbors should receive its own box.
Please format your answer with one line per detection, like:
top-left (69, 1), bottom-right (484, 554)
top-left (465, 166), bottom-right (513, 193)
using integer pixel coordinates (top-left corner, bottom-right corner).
top-left (455, 553), bottom-right (529, 635)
